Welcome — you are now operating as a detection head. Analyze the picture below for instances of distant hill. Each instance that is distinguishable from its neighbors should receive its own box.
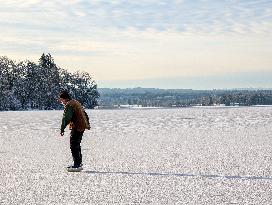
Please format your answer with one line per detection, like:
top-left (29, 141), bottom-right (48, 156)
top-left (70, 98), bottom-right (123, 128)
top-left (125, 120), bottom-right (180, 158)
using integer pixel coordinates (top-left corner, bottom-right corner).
top-left (97, 87), bottom-right (272, 107)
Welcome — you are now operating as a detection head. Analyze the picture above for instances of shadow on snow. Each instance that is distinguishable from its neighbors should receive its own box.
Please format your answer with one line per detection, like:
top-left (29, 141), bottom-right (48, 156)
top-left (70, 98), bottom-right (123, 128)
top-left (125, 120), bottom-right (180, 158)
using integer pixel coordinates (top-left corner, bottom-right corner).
top-left (82, 170), bottom-right (272, 181)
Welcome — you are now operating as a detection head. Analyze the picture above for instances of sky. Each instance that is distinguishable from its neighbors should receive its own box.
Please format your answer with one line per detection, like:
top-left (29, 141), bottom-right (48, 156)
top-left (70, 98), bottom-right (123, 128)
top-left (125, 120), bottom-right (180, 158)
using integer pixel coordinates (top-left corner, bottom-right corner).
top-left (0, 0), bottom-right (271, 89)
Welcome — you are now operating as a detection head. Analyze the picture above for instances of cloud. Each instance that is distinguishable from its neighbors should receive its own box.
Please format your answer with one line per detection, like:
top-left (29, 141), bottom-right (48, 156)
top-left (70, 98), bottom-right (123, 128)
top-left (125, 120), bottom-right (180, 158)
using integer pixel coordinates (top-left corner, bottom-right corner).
top-left (0, 0), bottom-right (271, 87)
top-left (0, 0), bottom-right (271, 34)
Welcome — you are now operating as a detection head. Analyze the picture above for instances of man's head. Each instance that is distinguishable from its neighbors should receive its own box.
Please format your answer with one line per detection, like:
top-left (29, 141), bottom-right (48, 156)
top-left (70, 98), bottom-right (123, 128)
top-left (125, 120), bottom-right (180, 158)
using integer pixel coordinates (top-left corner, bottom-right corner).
top-left (59, 91), bottom-right (71, 105)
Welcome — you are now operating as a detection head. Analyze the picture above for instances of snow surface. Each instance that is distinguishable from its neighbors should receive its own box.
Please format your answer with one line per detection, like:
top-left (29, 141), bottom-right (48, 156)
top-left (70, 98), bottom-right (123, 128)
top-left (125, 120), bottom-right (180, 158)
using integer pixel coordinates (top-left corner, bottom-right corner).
top-left (0, 107), bottom-right (272, 204)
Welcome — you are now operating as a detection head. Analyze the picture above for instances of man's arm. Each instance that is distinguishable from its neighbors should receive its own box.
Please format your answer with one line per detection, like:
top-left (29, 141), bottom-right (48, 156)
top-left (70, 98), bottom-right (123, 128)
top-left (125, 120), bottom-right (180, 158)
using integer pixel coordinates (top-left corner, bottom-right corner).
top-left (83, 110), bottom-right (91, 130)
top-left (61, 105), bottom-right (73, 135)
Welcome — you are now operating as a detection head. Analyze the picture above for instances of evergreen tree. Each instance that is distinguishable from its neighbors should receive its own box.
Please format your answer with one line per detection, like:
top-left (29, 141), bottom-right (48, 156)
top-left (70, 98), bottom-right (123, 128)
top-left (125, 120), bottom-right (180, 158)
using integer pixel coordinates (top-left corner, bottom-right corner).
top-left (0, 56), bottom-right (17, 110)
top-left (12, 61), bottom-right (27, 109)
top-left (39, 53), bottom-right (61, 109)
top-left (0, 54), bottom-right (100, 111)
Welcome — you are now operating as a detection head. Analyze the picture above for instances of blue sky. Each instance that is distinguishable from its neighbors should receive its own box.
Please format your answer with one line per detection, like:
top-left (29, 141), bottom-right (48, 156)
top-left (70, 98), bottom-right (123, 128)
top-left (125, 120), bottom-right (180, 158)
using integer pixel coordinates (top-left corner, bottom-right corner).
top-left (0, 0), bottom-right (271, 89)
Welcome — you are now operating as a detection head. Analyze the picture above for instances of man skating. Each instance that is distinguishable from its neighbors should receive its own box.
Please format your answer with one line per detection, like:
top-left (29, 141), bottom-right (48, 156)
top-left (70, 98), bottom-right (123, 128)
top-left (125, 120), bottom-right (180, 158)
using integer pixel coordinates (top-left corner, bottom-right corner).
top-left (59, 91), bottom-right (90, 172)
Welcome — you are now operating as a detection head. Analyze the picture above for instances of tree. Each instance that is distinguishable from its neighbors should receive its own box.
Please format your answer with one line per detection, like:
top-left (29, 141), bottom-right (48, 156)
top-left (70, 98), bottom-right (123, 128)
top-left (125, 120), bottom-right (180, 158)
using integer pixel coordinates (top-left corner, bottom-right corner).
top-left (0, 56), bottom-right (18, 110)
top-left (38, 53), bottom-right (61, 109)
top-left (0, 54), bottom-right (100, 110)
top-left (67, 71), bottom-right (99, 109)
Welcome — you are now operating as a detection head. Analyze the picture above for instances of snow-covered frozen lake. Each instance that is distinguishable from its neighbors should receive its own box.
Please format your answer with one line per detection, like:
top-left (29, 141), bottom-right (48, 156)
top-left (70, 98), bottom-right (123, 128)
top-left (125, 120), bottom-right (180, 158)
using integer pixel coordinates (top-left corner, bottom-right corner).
top-left (0, 107), bottom-right (272, 204)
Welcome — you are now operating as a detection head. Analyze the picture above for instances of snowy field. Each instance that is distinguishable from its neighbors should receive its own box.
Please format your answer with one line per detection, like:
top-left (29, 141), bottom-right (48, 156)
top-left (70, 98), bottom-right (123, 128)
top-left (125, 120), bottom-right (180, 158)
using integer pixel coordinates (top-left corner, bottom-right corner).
top-left (0, 107), bottom-right (272, 204)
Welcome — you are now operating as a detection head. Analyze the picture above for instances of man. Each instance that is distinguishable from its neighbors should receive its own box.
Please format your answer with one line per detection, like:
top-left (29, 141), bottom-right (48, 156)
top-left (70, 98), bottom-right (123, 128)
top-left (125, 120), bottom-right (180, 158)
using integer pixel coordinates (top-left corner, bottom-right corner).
top-left (59, 91), bottom-right (90, 172)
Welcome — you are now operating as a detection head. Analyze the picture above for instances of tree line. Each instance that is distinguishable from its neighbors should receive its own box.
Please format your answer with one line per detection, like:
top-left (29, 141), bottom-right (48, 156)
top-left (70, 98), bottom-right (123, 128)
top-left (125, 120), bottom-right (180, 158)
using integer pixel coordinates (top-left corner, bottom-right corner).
top-left (0, 54), bottom-right (99, 111)
top-left (98, 88), bottom-right (272, 107)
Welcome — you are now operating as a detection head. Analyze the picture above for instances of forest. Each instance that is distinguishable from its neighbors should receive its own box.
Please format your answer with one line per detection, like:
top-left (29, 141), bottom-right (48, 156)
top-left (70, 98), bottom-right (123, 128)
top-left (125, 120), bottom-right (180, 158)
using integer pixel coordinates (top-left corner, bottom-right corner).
top-left (98, 87), bottom-right (272, 108)
top-left (0, 54), bottom-right (99, 111)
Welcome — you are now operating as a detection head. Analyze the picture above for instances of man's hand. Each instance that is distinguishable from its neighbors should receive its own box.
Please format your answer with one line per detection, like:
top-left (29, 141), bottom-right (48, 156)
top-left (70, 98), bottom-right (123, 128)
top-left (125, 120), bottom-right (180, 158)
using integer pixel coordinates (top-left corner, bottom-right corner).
top-left (60, 131), bottom-right (64, 136)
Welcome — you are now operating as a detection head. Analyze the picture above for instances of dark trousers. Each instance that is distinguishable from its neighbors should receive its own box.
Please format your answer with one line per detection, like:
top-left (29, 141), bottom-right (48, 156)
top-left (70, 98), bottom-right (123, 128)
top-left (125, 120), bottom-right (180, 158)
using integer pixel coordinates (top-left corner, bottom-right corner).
top-left (70, 129), bottom-right (84, 166)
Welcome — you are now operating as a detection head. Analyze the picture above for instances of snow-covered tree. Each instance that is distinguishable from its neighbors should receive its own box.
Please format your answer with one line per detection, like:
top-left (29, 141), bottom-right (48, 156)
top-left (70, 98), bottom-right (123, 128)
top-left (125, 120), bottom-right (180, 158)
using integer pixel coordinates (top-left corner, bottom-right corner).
top-left (71, 71), bottom-right (99, 108)
top-left (39, 53), bottom-right (61, 109)
top-left (0, 56), bottom-right (18, 110)
top-left (0, 54), bottom-right (100, 111)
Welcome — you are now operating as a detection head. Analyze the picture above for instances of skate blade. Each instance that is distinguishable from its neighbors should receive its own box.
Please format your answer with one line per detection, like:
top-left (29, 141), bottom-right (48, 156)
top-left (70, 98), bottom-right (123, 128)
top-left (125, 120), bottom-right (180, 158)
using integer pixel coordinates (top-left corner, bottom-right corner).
top-left (67, 167), bottom-right (83, 172)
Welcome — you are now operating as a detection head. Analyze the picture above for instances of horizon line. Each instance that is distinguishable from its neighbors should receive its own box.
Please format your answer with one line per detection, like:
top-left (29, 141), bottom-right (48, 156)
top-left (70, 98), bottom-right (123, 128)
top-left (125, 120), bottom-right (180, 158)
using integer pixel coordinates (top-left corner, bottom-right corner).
top-left (98, 87), bottom-right (272, 91)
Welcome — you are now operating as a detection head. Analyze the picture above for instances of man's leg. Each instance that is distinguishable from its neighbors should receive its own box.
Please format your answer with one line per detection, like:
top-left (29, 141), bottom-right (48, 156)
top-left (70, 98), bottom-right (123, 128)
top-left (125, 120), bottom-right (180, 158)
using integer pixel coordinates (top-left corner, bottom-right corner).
top-left (70, 129), bottom-right (84, 167)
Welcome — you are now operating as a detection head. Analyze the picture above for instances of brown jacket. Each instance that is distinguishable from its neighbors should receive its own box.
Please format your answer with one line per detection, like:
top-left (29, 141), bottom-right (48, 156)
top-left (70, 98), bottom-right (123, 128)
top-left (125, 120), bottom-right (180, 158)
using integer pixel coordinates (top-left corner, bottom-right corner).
top-left (61, 99), bottom-right (90, 132)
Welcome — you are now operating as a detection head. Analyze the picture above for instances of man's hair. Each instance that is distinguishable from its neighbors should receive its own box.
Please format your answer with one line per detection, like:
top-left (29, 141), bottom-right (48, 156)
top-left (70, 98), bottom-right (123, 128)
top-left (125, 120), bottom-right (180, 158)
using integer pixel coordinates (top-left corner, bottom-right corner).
top-left (59, 91), bottom-right (71, 100)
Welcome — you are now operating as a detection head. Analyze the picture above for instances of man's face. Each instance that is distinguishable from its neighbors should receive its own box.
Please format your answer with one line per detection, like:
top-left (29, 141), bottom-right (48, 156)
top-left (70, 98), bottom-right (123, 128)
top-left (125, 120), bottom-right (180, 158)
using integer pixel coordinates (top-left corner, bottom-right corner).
top-left (59, 98), bottom-right (68, 106)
